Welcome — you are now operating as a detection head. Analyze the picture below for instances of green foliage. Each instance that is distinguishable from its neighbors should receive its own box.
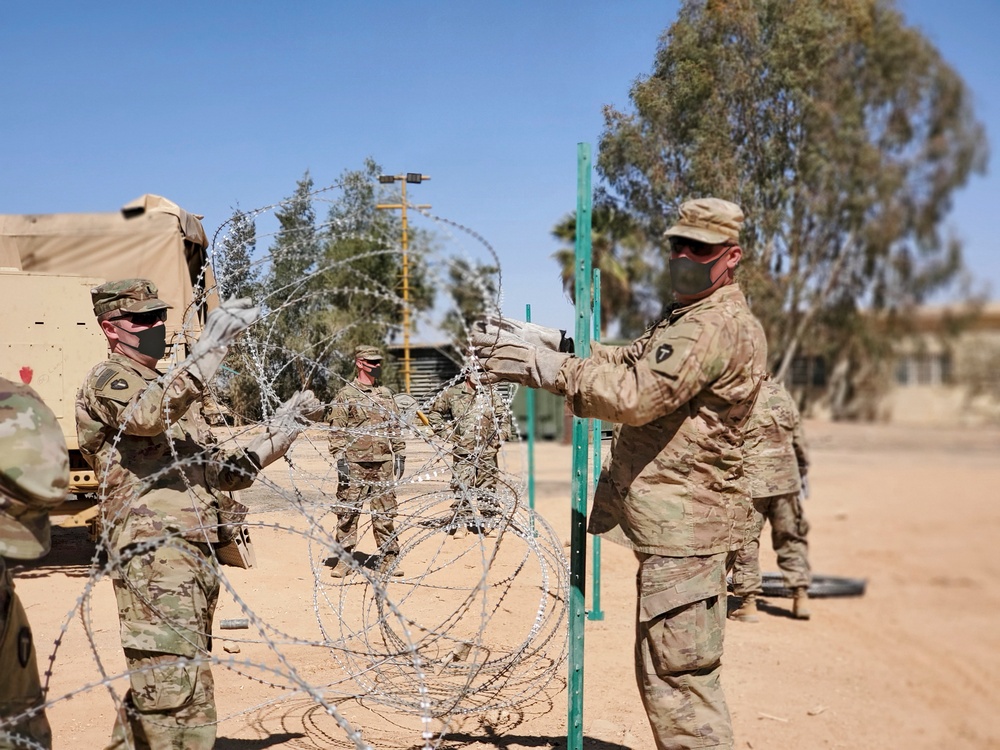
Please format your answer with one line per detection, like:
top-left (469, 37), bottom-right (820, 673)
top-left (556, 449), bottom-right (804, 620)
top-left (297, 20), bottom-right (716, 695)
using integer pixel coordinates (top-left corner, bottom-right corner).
top-left (217, 160), bottom-right (438, 418)
top-left (440, 257), bottom-right (499, 348)
top-left (597, 0), bottom-right (987, 406)
top-left (551, 201), bottom-right (657, 338)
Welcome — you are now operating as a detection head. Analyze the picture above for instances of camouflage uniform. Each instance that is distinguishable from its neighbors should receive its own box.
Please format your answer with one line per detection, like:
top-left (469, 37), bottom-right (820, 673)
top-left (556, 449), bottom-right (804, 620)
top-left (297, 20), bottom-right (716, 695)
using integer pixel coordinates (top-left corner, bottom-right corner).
top-left (327, 378), bottom-right (405, 556)
top-left (0, 378), bottom-right (71, 750)
top-left (559, 281), bottom-right (766, 749)
top-left (426, 380), bottom-right (511, 517)
top-left (77, 282), bottom-right (261, 750)
top-left (731, 379), bottom-right (811, 597)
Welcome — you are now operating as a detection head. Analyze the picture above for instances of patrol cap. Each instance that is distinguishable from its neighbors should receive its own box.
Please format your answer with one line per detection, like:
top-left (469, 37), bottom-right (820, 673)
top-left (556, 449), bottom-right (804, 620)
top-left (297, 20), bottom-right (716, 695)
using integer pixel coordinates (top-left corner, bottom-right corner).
top-left (354, 345), bottom-right (383, 361)
top-left (0, 378), bottom-right (70, 560)
top-left (663, 198), bottom-right (744, 245)
top-left (92, 278), bottom-right (173, 318)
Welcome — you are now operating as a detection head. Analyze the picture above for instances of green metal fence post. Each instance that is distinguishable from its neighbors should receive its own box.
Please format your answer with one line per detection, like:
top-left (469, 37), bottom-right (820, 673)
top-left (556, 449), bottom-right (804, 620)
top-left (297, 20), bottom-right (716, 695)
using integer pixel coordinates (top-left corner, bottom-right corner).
top-left (567, 142), bottom-right (593, 750)
top-left (587, 268), bottom-right (604, 621)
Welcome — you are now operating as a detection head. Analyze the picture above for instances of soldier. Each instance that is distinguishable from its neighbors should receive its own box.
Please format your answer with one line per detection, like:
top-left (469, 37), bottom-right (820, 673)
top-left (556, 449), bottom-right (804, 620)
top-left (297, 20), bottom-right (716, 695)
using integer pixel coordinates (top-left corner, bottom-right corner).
top-left (729, 378), bottom-right (812, 622)
top-left (76, 279), bottom-right (320, 750)
top-left (0, 378), bottom-right (70, 750)
top-left (472, 198), bottom-right (767, 750)
top-left (426, 367), bottom-right (511, 537)
top-left (327, 345), bottom-right (406, 579)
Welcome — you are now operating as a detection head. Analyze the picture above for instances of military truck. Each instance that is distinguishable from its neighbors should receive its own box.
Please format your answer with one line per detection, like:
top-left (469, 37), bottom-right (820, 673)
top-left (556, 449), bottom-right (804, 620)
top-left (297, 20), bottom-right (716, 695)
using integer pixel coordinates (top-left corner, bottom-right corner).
top-left (0, 194), bottom-right (218, 526)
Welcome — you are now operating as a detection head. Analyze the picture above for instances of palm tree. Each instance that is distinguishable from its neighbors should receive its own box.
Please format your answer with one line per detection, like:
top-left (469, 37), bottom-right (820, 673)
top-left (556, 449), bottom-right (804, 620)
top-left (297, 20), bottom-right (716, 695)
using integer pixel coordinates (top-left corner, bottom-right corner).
top-left (551, 203), bottom-right (655, 338)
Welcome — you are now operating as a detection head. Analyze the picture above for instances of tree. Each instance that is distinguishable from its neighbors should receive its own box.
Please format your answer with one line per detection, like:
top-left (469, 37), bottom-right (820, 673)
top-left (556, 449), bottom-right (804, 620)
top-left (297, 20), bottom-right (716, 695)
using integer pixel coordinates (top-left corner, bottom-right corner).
top-left (551, 201), bottom-right (657, 338)
top-left (597, 0), bottom-right (987, 408)
top-left (213, 208), bottom-right (264, 422)
top-left (440, 257), bottom-right (499, 348)
top-left (316, 159), bottom-right (435, 388)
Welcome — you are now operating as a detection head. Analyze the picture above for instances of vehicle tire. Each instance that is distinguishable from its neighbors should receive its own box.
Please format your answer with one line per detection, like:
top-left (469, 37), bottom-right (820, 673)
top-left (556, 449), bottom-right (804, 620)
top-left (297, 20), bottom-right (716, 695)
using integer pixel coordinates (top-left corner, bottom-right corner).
top-left (757, 572), bottom-right (866, 598)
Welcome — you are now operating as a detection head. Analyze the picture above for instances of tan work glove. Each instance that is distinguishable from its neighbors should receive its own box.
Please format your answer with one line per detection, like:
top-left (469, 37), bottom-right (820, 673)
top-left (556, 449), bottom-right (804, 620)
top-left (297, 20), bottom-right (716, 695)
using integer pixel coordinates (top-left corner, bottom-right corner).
top-left (469, 323), bottom-right (569, 392)
top-left (245, 390), bottom-right (323, 469)
top-left (186, 297), bottom-right (260, 384)
top-left (481, 316), bottom-right (575, 353)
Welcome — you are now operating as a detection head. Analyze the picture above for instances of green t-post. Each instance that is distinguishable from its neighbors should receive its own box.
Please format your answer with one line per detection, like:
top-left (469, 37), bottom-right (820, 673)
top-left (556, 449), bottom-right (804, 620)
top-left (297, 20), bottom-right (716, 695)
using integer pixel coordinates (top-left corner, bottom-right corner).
top-left (588, 268), bottom-right (604, 621)
top-left (567, 142), bottom-right (592, 750)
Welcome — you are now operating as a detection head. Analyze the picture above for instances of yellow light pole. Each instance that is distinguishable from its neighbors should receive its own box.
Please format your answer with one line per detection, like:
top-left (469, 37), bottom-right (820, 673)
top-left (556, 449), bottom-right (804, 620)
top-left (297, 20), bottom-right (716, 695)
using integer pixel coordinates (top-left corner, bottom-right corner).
top-left (376, 172), bottom-right (430, 394)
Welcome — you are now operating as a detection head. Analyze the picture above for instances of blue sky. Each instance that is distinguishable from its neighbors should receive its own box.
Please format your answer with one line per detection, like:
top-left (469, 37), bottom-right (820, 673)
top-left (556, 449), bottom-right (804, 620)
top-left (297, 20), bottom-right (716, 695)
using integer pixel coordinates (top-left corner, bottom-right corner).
top-left (2, 1), bottom-right (996, 335)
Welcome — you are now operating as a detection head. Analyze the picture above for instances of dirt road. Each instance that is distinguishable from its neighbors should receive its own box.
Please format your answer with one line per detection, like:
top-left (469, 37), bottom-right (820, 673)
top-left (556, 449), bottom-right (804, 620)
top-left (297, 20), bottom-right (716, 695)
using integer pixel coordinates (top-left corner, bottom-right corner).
top-left (12, 420), bottom-right (1000, 749)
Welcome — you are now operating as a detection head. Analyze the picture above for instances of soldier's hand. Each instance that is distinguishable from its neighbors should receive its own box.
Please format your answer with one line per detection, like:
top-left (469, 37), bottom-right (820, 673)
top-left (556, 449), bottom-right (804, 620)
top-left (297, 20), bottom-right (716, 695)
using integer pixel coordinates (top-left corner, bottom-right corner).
top-left (469, 323), bottom-right (569, 390)
top-left (273, 390), bottom-right (324, 435)
top-left (481, 315), bottom-right (574, 353)
top-left (201, 297), bottom-right (260, 350)
top-left (187, 297), bottom-right (260, 384)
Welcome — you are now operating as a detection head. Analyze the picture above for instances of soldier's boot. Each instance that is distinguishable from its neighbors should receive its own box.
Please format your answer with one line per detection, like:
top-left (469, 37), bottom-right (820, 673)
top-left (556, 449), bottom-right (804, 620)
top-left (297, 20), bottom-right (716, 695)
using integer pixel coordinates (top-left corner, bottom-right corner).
top-left (728, 594), bottom-right (760, 623)
top-left (379, 553), bottom-right (405, 578)
top-left (792, 587), bottom-right (812, 620)
top-left (330, 548), bottom-right (354, 579)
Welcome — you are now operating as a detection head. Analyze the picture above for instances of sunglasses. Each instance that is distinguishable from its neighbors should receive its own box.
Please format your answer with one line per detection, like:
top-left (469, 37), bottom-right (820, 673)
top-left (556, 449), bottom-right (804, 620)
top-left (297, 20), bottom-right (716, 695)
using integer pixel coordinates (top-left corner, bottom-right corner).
top-left (112, 310), bottom-right (168, 326)
top-left (669, 238), bottom-right (730, 258)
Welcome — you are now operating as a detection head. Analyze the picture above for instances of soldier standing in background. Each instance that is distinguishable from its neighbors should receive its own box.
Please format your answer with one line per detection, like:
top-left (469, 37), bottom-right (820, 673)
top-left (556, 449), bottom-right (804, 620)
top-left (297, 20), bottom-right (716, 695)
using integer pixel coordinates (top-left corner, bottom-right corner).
top-left (76, 279), bottom-right (319, 750)
top-left (472, 198), bottom-right (767, 750)
top-left (0, 378), bottom-right (70, 750)
top-left (426, 368), bottom-right (511, 537)
top-left (327, 345), bottom-right (406, 578)
top-left (729, 378), bottom-right (812, 622)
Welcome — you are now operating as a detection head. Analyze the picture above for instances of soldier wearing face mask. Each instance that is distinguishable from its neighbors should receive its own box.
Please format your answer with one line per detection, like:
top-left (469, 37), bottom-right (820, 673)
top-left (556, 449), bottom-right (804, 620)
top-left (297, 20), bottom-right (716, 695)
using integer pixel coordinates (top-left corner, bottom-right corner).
top-left (76, 279), bottom-right (320, 750)
top-left (470, 198), bottom-right (767, 750)
top-left (327, 345), bottom-right (406, 579)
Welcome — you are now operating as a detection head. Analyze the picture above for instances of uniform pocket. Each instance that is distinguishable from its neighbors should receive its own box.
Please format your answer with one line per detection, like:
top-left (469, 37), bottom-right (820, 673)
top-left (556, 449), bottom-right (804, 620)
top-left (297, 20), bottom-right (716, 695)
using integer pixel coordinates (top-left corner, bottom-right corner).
top-left (644, 595), bottom-right (724, 675)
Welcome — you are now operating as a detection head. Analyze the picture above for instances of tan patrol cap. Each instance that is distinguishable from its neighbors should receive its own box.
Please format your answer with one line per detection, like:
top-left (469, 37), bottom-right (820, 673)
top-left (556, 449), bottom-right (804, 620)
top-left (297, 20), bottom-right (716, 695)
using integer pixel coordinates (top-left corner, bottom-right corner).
top-left (0, 378), bottom-right (70, 560)
top-left (355, 345), bottom-right (383, 361)
top-left (663, 197), bottom-right (744, 245)
top-left (91, 278), bottom-right (173, 318)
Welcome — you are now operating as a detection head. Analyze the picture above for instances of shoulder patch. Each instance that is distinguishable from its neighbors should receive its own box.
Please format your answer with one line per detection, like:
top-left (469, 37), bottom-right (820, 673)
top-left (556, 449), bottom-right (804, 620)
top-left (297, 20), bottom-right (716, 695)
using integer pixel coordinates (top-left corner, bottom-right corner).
top-left (655, 344), bottom-right (674, 363)
top-left (110, 378), bottom-right (129, 391)
top-left (94, 368), bottom-right (117, 390)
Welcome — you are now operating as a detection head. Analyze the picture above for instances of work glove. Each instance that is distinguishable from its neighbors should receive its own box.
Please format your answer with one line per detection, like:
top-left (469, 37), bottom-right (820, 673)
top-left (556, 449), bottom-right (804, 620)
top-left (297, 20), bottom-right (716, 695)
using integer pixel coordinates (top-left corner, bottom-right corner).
top-left (393, 454), bottom-right (406, 480)
top-left (800, 474), bottom-right (810, 500)
top-left (245, 390), bottom-right (322, 470)
top-left (469, 323), bottom-right (570, 391)
top-left (337, 457), bottom-right (350, 483)
top-left (481, 316), bottom-right (575, 353)
top-left (186, 297), bottom-right (260, 384)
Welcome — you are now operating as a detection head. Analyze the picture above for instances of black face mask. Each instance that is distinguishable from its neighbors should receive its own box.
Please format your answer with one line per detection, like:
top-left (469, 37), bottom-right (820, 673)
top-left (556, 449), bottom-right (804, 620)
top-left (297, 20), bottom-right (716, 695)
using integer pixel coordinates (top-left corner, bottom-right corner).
top-left (369, 365), bottom-right (383, 381)
top-left (119, 325), bottom-right (166, 361)
top-left (668, 250), bottom-right (731, 297)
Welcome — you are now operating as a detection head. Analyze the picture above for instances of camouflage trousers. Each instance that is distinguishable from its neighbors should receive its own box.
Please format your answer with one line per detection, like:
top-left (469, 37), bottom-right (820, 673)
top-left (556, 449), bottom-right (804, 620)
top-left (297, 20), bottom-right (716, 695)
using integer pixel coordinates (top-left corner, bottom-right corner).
top-left (450, 449), bottom-right (501, 516)
top-left (731, 492), bottom-right (811, 596)
top-left (107, 538), bottom-right (219, 750)
top-left (635, 552), bottom-right (733, 750)
top-left (0, 560), bottom-right (52, 750)
top-left (335, 460), bottom-right (399, 555)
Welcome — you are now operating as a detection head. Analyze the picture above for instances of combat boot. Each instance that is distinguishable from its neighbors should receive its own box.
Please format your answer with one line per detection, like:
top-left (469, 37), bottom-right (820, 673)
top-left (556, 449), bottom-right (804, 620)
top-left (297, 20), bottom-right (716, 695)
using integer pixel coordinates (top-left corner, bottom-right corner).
top-left (792, 587), bottom-right (811, 620)
top-left (379, 553), bottom-right (405, 578)
top-left (330, 562), bottom-right (350, 579)
top-left (728, 594), bottom-right (759, 623)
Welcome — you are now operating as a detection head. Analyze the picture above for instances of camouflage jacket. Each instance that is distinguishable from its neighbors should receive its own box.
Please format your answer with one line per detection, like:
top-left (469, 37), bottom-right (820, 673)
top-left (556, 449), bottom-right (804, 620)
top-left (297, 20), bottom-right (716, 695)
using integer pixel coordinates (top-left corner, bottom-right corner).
top-left (427, 381), bottom-right (511, 455)
top-left (743, 379), bottom-right (809, 498)
top-left (557, 284), bottom-right (768, 556)
top-left (327, 378), bottom-right (404, 462)
top-left (75, 353), bottom-right (257, 551)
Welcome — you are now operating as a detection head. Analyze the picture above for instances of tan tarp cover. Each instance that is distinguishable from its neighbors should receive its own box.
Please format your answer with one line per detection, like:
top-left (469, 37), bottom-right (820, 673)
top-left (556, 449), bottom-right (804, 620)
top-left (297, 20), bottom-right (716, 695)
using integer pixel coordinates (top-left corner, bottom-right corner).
top-left (0, 194), bottom-right (217, 334)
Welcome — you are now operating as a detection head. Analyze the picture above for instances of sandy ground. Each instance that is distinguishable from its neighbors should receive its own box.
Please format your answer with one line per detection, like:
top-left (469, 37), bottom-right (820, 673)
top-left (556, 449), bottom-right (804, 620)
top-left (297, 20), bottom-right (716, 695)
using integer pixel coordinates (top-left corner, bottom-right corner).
top-left (11, 419), bottom-right (1000, 750)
